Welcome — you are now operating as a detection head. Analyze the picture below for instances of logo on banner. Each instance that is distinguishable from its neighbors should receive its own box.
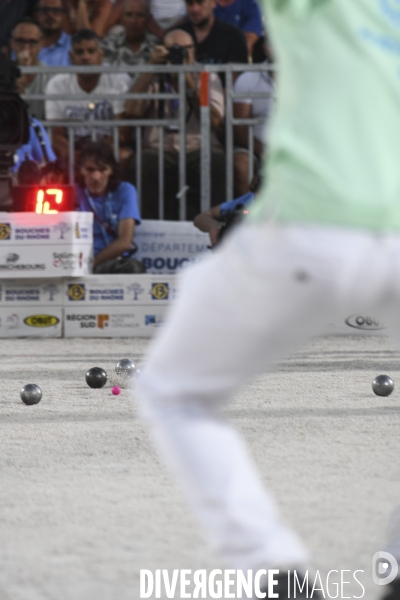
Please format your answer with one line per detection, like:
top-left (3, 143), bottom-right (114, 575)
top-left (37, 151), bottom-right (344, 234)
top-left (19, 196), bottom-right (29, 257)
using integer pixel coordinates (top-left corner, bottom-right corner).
top-left (6, 313), bottom-right (19, 328)
top-left (53, 222), bottom-right (71, 240)
top-left (151, 283), bottom-right (169, 300)
top-left (145, 315), bottom-right (164, 326)
top-left (24, 315), bottom-right (59, 328)
top-left (345, 315), bottom-right (385, 331)
top-left (75, 222), bottom-right (81, 238)
top-left (68, 284), bottom-right (86, 301)
top-left (0, 255), bottom-right (45, 271)
top-left (0, 224), bottom-right (11, 240)
top-left (66, 314), bottom-right (96, 328)
top-left (127, 282), bottom-right (145, 301)
top-left (97, 314), bottom-right (109, 329)
top-left (42, 283), bottom-right (59, 301)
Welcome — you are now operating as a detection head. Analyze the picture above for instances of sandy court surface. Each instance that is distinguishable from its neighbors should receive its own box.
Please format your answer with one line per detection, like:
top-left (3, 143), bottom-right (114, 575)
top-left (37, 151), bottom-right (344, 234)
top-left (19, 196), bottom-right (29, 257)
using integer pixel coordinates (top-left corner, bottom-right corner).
top-left (0, 334), bottom-right (399, 599)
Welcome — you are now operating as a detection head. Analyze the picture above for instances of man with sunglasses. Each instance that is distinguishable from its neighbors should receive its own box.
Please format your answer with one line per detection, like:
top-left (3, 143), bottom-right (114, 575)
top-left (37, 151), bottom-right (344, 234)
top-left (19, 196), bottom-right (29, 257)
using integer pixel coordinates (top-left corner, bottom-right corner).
top-left (34, 0), bottom-right (72, 66)
top-left (180, 0), bottom-right (248, 82)
top-left (0, 0), bottom-right (36, 56)
top-left (10, 18), bottom-right (53, 121)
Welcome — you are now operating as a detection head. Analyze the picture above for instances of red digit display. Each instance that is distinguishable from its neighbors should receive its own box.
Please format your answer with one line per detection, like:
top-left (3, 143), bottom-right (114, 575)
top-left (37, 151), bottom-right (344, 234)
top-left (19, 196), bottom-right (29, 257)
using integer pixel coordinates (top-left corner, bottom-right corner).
top-left (11, 185), bottom-right (76, 213)
top-left (35, 188), bottom-right (64, 214)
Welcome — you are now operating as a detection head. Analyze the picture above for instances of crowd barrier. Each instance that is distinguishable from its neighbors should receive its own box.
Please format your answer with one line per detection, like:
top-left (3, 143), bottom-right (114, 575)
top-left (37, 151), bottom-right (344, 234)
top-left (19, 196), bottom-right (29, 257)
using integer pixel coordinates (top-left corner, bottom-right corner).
top-left (20, 62), bottom-right (273, 217)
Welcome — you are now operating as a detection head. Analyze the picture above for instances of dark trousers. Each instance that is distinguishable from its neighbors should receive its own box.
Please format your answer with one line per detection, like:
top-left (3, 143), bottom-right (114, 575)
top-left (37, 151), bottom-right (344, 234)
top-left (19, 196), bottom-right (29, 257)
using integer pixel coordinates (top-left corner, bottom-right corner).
top-left (126, 149), bottom-right (226, 220)
top-left (94, 257), bottom-right (146, 274)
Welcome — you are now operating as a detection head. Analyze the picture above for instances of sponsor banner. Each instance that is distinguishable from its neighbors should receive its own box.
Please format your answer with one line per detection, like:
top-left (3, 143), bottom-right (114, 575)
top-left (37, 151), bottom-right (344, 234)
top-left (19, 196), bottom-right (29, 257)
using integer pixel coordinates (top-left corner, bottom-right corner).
top-left (0, 278), bottom-right (63, 306)
top-left (64, 305), bottom-right (169, 338)
top-left (135, 219), bottom-right (210, 274)
top-left (0, 245), bottom-right (93, 278)
top-left (0, 211), bottom-right (93, 245)
top-left (63, 274), bottom-right (177, 305)
top-left (0, 307), bottom-right (62, 338)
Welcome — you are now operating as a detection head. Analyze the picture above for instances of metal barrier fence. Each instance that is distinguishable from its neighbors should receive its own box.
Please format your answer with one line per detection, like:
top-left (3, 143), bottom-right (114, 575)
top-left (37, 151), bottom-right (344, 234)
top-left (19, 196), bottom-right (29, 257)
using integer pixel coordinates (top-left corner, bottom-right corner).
top-left (20, 63), bottom-right (273, 219)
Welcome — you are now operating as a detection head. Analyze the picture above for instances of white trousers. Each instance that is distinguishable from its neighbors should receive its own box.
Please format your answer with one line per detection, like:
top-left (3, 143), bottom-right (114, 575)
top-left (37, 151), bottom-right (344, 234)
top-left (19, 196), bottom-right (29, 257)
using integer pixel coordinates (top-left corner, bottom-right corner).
top-left (135, 221), bottom-right (400, 570)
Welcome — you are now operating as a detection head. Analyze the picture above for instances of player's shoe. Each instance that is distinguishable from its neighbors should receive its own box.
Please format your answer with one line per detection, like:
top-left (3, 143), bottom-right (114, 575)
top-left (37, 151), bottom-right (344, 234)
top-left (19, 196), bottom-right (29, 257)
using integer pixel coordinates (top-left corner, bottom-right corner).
top-left (258, 571), bottom-right (322, 598)
top-left (380, 578), bottom-right (400, 600)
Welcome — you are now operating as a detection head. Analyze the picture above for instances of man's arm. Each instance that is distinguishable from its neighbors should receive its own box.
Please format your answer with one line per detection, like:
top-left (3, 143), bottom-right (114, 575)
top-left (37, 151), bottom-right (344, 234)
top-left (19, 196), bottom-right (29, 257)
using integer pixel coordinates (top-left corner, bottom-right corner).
top-left (76, 0), bottom-right (113, 37)
top-left (233, 101), bottom-right (264, 157)
top-left (244, 32), bottom-right (259, 59)
top-left (239, 0), bottom-right (264, 59)
top-left (125, 45), bottom-right (169, 118)
top-left (93, 218), bottom-right (135, 268)
top-left (194, 205), bottom-right (222, 247)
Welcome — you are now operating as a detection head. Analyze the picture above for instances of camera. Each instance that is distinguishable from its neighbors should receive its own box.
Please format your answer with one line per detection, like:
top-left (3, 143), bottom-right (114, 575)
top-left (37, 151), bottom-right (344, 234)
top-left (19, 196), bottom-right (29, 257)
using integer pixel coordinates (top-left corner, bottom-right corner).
top-left (168, 44), bottom-right (187, 65)
top-left (0, 54), bottom-right (30, 174)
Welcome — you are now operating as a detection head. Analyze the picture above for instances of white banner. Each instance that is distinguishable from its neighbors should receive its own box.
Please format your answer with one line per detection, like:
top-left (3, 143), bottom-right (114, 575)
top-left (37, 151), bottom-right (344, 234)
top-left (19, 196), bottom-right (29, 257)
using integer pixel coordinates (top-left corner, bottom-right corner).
top-left (135, 220), bottom-right (210, 274)
top-left (0, 212), bottom-right (93, 278)
top-left (0, 307), bottom-right (62, 338)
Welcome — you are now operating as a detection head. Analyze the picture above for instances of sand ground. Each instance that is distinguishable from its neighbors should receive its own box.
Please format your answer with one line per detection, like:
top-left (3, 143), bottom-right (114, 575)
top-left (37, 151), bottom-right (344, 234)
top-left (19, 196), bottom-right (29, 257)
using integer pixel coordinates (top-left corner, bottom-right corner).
top-left (0, 334), bottom-right (399, 600)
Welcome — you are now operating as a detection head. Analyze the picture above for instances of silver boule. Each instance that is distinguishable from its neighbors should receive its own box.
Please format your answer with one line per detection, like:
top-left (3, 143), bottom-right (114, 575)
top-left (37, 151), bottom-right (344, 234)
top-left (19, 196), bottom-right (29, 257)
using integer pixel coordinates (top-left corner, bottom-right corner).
top-left (115, 358), bottom-right (136, 378)
top-left (372, 374), bottom-right (394, 397)
top-left (20, 384), bottom-right (42, 405)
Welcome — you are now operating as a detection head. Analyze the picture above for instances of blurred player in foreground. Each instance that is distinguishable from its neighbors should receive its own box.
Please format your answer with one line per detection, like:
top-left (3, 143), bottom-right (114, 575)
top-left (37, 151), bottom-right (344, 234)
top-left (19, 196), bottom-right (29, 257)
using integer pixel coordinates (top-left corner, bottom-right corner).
top-left (136, 0), bottom-right (400, 597)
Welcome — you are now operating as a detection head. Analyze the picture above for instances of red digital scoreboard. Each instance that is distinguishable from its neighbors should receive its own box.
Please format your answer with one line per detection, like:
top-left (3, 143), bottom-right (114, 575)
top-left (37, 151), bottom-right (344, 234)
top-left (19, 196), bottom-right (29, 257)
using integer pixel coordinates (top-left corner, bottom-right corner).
top-left (11, 185), bottom-right (76, 214)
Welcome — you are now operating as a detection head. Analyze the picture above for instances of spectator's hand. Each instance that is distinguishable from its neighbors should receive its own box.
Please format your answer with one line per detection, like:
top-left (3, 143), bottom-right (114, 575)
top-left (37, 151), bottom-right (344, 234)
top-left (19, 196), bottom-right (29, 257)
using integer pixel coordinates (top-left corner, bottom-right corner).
top-left (150, 45), bottom-right (170, 65)
top-left (16, 49), bottom-right (33, 66)
top-left (15, 50), bottom-right (35, 93)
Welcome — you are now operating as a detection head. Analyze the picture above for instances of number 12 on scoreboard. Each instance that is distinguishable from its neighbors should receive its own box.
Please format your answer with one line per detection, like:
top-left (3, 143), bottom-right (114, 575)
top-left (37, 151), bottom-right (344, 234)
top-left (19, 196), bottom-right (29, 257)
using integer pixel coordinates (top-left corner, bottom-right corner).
top-left (35, 188), bottom-right (63, 214)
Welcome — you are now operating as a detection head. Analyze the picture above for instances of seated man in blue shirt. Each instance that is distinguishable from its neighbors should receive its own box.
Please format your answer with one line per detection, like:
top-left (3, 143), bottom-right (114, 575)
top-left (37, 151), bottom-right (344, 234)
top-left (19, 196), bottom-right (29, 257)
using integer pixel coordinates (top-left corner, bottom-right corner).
top-left (76, 141), bottom-right (145, 274)
top-left (34, 0), bottom-right (71, 66)
top-left (214, 0), bottom-right (263, 60)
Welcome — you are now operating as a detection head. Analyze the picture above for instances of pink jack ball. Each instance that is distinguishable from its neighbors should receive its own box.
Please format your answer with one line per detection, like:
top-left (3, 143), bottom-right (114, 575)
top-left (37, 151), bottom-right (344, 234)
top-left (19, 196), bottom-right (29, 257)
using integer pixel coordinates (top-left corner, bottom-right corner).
top-left (111, 386), bottom-right (121, 396)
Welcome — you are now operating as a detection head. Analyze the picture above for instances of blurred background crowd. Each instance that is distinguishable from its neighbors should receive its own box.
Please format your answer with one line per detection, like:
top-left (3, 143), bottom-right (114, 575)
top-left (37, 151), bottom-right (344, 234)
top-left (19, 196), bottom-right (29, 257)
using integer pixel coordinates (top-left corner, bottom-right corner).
top-left (0, 0), bottom-right (274, 271)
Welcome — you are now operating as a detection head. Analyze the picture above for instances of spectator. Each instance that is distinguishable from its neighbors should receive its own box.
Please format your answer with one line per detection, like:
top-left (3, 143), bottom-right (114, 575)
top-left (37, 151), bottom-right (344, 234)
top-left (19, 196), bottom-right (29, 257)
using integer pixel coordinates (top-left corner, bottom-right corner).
top-left (45, 29), bottom-right (132, 162)
top-left (180, 0), bottom-right (247, 73)
top-left (147, 0), bottom-right (186, 39)
top-left (214, 0), bottom-right (263, 60)
top-left (76, 142), bottom-right (145, 273)
top-left (233, 64), bottom-right (274, 195)
top-left (10, 18), bottom-right (52, 121)
top-left (0, 0), bottom-right (35, 56)
top-left (34, 0), bottom-right (72, 66)
top-left (97, 0), bottom-right (158, 70)
top-left (124, 29), bottom-right (226, 220)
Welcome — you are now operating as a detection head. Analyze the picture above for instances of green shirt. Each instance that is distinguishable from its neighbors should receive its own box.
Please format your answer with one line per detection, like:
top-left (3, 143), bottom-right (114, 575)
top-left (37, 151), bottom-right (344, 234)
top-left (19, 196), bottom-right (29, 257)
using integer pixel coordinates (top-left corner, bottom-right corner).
top-left (251, 0), bottom-right (400, 231)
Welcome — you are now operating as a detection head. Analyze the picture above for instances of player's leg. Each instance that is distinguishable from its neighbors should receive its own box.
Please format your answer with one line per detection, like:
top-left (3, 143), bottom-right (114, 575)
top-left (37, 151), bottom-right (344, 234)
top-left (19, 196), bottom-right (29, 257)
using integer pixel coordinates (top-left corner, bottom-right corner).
top-left (135, 221), bottom-right (346, 571)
